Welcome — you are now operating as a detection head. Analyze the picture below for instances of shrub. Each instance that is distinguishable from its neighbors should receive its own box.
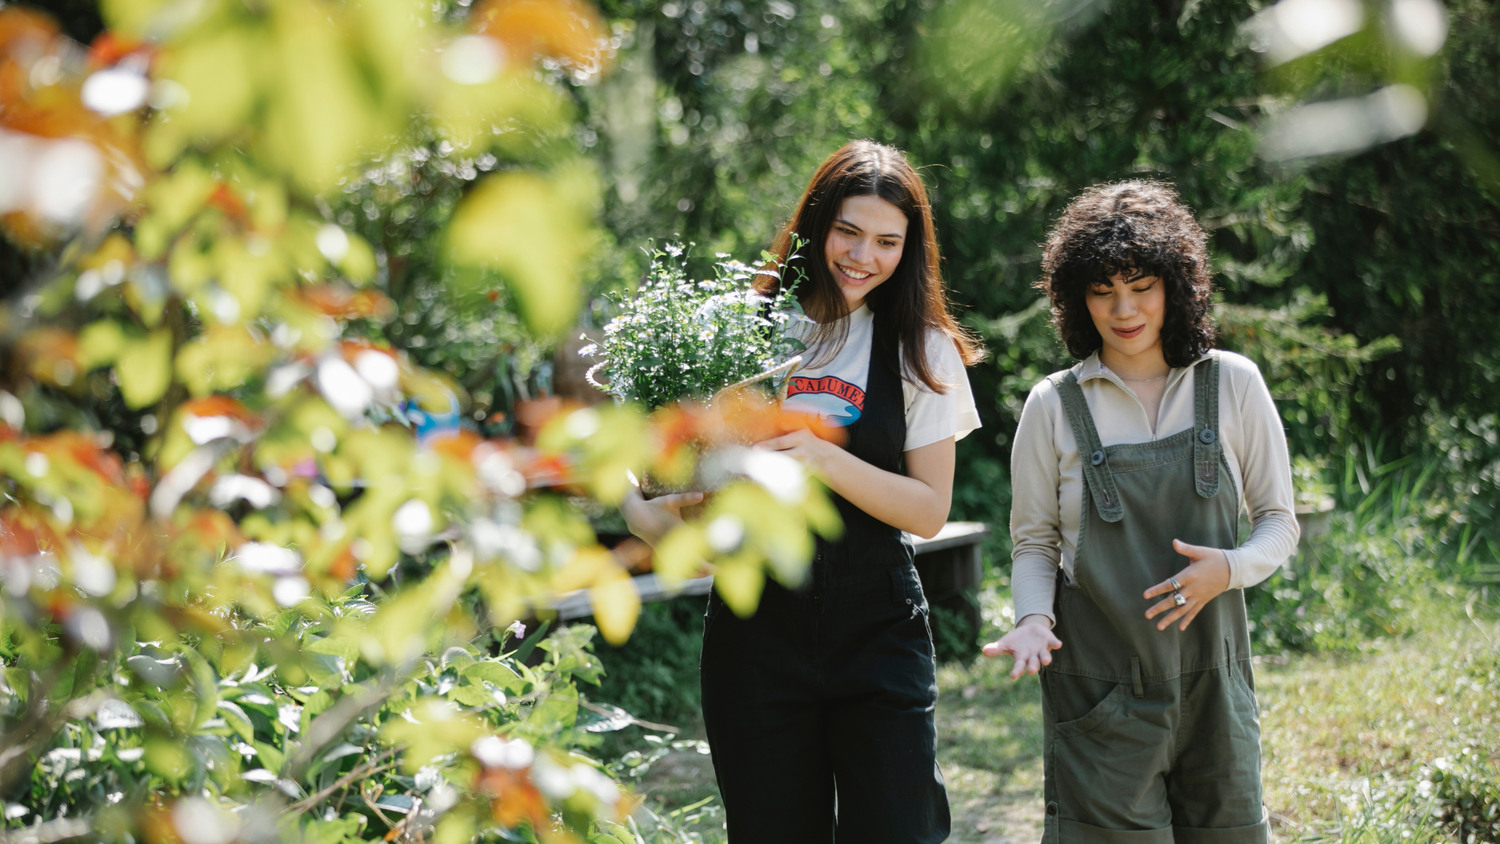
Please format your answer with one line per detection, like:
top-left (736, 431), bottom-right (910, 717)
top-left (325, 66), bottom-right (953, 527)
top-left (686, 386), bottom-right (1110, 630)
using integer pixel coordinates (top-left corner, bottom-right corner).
top-left (1247, 443), bottom-right (1484, 653)
top-left (0, 3), bottom-right (836, 842)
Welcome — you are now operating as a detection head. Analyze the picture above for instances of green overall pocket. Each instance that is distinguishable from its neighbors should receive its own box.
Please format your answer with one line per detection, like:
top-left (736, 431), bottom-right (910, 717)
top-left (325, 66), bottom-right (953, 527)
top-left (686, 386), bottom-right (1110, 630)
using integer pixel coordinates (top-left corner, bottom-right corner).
top-left (1044, 671), bottom-right (1175, 832)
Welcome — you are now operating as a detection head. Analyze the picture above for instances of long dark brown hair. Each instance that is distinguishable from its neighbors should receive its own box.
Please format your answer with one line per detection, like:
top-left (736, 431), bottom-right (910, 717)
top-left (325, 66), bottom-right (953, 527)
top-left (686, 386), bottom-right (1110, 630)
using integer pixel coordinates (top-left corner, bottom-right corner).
top-left (756, 140), bottom-right (984, 393)
top-left (1038, 180), bottom-right (1216, 367)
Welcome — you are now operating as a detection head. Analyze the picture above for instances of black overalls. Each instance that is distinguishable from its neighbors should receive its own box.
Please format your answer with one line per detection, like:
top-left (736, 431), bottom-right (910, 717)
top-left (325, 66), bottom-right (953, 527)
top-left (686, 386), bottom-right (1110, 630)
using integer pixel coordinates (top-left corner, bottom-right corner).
top-left (700, 312), bottom-right (951, 844)
top-left (1040, 354), bottom-right (1269, 844)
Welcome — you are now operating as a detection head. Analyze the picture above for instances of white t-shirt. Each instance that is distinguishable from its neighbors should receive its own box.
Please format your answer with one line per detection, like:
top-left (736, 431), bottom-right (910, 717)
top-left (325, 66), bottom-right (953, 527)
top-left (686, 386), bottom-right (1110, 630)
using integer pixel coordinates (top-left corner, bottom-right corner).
top-left (782, 305), bottom-right (981, 451)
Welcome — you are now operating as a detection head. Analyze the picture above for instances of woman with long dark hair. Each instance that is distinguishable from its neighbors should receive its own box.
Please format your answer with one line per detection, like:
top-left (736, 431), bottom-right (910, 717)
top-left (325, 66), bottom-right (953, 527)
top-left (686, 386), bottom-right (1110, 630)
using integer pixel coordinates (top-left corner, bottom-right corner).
top-left (623, 139), bottom-right (983, 842)
top-left (983, 181), bottom-right (1299, 843)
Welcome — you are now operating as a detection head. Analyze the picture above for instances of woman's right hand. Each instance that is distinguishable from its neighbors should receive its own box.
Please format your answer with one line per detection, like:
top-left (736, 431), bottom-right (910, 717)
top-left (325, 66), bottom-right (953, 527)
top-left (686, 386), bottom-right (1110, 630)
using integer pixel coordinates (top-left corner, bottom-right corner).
top-left (981, 615), bottom-right (1063, 680)
top-left (620, 487), bottom-right (704, 546)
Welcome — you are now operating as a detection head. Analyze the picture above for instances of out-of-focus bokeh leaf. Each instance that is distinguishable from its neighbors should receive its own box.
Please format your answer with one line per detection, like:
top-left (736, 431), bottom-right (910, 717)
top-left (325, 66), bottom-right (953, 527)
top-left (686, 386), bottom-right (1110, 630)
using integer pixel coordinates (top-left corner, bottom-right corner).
top-left (116, 328), bottom-right (172, 408)
top-left (446, 167), bottom-right (599, 336)
top-left (589, 562), bottom-right (640, 646)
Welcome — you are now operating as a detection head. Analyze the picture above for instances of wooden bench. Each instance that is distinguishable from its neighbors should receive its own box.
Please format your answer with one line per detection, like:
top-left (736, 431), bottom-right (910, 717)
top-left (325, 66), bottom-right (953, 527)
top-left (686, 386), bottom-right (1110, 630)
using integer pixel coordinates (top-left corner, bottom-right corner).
top-left (549, 522), bottom-right (989, 644)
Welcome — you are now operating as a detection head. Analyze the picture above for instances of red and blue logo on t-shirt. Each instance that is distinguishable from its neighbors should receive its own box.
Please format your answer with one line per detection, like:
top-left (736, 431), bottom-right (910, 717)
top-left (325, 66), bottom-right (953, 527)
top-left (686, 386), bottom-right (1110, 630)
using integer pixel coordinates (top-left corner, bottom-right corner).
top-left (785, 376), bottom-right (865, 427)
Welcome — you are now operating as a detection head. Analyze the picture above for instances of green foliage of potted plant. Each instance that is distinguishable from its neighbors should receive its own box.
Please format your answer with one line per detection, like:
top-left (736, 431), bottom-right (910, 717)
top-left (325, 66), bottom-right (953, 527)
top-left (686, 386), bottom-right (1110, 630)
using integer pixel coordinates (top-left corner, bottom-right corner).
top-left (581, 245), bottom-right (809, 498)
top-left (582, 244), bottom-right (808, 411)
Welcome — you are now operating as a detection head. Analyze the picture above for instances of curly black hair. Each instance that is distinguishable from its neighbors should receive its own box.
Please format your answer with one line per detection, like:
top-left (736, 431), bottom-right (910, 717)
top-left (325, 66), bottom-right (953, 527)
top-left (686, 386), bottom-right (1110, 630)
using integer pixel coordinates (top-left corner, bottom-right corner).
top-left (1037, 180), bottom-right (1216, 367)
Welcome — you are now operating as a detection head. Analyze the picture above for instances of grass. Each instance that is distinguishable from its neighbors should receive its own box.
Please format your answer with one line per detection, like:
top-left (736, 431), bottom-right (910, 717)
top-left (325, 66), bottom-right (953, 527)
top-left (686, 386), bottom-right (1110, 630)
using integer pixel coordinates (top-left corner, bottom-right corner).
top-left (939, 607), bottom-right (1500, 844)
top-left (610, 605), bottom-right (1500, 844)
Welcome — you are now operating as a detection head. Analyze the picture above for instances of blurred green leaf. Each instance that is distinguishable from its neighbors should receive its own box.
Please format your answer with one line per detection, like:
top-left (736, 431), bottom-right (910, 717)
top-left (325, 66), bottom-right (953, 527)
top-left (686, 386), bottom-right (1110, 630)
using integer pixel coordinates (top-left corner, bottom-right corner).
top-left (446, 167), bottom-right (599, 336)
top-left (116, 329), bottom-right (173, 409)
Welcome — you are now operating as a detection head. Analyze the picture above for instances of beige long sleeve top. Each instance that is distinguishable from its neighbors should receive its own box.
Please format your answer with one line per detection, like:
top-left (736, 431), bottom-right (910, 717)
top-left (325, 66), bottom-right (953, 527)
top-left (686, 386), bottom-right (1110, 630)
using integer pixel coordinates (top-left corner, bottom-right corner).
top-left (1010, 350), bottom-right (1300, 625)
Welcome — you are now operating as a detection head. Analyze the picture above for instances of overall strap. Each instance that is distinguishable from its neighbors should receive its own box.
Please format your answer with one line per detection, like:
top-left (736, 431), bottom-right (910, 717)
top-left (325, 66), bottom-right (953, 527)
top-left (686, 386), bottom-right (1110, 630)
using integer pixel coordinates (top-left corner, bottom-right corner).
top-left (1192, 352), bottom-right (1222, 498)
top-left (1053, 372), bottom-right (1124, 523)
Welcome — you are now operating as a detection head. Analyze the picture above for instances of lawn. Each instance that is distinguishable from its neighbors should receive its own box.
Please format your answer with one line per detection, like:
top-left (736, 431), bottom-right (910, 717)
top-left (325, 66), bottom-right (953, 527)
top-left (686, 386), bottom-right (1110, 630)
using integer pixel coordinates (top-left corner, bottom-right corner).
top-left (617, 605), bottom-right (1500, 844)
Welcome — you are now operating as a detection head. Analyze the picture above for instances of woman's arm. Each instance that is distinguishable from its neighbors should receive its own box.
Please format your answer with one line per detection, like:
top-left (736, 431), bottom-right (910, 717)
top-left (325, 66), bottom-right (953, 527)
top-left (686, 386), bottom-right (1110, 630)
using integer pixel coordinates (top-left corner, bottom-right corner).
top-left (983, 382), bottom-right (1066, 677)
top-left (1222, 358), bottom-right (1300, 588)
top-left (1008, 382), bottom-right (1066, 625)
top-left (755, 429), bottom-right (954, 539)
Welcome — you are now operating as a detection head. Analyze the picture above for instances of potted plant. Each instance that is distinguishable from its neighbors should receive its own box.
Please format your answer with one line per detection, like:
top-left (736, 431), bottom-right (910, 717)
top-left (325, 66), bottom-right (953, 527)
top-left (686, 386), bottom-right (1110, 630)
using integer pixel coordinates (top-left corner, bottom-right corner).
top-left (581, 244), bottom-right (809, 496)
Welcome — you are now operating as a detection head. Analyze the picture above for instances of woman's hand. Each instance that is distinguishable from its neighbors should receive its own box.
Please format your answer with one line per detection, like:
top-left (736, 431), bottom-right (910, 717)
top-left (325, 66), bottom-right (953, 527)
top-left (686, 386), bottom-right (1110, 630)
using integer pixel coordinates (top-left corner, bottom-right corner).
top-left (755, 428), bottom-right (842, 475)
top-left (620, 486), bottom-right (703, 547)
top-left (1143, 539), bottom-right (1231, 631)
top-left (981, 615), bottom-right (1063, 680)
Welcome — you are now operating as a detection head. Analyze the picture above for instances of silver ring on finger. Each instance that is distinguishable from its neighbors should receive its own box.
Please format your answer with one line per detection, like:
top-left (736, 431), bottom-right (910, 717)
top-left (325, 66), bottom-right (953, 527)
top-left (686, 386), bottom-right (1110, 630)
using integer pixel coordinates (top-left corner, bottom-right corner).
top-left (1172, 591), bottom-right (1187, 607)
top-left (1169, 576), bottom-right (1183, 591)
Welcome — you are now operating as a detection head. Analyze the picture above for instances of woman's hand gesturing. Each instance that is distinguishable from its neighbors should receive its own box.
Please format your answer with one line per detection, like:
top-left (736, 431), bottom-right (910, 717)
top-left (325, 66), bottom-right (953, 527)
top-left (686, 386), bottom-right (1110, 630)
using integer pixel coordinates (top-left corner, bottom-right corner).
top-left (1143, 539), bottom-right (1231, 631)
top-left (982, 616), bottom-right (1063, 680)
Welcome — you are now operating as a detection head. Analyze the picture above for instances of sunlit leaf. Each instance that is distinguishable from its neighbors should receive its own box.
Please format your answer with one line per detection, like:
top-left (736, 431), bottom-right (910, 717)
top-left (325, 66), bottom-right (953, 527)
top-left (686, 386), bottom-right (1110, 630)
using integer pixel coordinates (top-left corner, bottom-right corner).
top-left (78, 320), bottom-right (127, 370)
top-left (265, 1), bottom-right (380, 193)
top-left (135, 162), bottom-right (215, 259)
top-left (445, 167), bottom-right (598, 336)
top-left (214, 236), bottom-right (284, 320)
top-left (116, 328), bottom-right (172, 408)
top-left (471, 0), bottom-right (606, 66)
top-left (167, 238), bottom-right (212, 294)
top-left (176, 325), bottom-right (271, 396)
top-left (527, 684), bottom-right (578, 731)
top-left (588, 563), bottom-right (639, 646)
top-left (382, 698), bottom-right (486, 772)
top-left (338, 232), bottom-right (376, 284)
top-left (430, 72), bottom-right (569, 151)
top-left (144, 738), bottom-right (191, 781)
top-left (654, 523), bottom-right (708, 585)
top-left (157, 29), bottom-right (262, 147)
top-left (713, 556), bottom-right (765, 619)
top-left (433, 813), bottom-right (475, 844)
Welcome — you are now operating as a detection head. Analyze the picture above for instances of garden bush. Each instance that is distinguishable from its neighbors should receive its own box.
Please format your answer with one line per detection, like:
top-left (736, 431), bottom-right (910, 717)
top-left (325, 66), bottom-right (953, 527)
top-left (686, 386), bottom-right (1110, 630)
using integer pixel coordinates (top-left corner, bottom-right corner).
top-left (0, 1), bottom-right (836, 842)
top-left (1247, 443), bottom-right (1484, 654)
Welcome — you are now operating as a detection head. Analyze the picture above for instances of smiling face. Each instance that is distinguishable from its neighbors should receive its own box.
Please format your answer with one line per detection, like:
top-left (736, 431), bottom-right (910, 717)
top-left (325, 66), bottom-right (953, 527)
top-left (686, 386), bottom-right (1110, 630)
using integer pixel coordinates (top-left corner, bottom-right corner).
top-left (1085, 271), bottom-right (1167, 368)
top-left (823, 194), bottom-right (908, 312)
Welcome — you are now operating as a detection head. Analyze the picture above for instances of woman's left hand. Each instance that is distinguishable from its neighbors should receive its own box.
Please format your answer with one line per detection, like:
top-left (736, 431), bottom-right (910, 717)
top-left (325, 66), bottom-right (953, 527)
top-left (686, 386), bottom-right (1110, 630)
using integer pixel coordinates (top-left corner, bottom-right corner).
top-left (1143, 540), bottom-right (1231, 631)
top-left (756, 427), bottom-right (841, 474)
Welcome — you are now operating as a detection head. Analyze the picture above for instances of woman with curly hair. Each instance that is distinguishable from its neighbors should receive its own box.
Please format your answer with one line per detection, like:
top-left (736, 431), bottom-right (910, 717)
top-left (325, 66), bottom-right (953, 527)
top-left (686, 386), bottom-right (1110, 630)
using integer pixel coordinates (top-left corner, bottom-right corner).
top-left (982, 181), bottom-right (1299, 843)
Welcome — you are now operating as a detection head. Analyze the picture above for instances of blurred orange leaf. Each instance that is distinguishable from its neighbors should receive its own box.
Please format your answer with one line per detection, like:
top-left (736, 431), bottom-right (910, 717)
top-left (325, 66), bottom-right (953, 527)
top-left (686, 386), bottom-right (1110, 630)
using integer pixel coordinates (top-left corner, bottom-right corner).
top-left (480, 765), bottom-right (548, 829)
top-left (31, 430), bottom-right (126, 484)
top-left (289, 285), bottom-right (394, 320)
top-left (471, 0), bottom-right (605, 66)
top-left (86, 31), bottom-right (150, 69)
top-left (431, 429), bottom-right (483, 462)
top-left (179, 395), bottom-right (258, 424)
top-left (0, 507), bottom-right (49, 555)
top-left (16, 328), bottom-right (81, 386)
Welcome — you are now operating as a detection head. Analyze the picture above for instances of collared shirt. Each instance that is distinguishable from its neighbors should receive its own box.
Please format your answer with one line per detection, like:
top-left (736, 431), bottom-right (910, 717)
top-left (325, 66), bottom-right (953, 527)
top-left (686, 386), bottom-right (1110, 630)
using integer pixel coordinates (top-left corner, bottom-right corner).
top-left (1010, 350), bottom-right (1300, 625)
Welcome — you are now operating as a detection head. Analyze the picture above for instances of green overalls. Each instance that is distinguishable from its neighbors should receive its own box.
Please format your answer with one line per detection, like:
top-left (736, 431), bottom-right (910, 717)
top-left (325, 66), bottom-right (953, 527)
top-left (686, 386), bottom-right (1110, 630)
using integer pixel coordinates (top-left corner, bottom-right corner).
top-left (1041, 353), bottom-right (1269, 844)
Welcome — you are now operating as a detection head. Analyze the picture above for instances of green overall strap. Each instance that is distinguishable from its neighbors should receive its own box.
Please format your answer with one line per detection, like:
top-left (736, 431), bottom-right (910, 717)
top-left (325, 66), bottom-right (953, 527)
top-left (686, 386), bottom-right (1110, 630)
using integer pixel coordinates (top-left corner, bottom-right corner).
top-left (1053, 372), bottom-right (1125, 523)
top-left (1192, 352), bottom-right (1222, 498)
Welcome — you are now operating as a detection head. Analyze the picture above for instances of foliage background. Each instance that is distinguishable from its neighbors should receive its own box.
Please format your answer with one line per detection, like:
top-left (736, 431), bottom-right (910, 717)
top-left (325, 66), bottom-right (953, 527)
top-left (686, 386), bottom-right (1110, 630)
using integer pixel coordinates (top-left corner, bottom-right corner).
top-left (5, 0), bottom-right (1500, 841)
top-left (570, 0), bottom-right (1500, 583)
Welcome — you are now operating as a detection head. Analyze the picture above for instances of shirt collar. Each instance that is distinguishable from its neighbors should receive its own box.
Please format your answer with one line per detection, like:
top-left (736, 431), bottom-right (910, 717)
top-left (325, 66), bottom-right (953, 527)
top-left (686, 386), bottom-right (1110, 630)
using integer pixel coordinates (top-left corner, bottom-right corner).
top-left (1075, 350), bottom-right (1213, 393)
